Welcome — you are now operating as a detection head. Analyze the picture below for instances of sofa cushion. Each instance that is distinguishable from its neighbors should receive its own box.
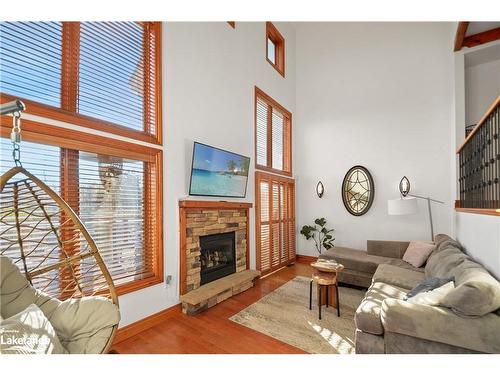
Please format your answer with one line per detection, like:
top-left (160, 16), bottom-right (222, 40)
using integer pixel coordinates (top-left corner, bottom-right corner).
top-left (355, 282), bottom-right (409, 335)
top-left (442, 259), bottom-right (500, 317)
top-left (425, 246), bottom-right (469, 279)
top-left (0, 303), bottom-right (67, 354)
top-left (403, 241), bottom-right (435, 268)
top-left (373, 264), bottom-right (425, 290)
top-left (320, 247), bottom-right (394, 275)
top-left (366, 240), bottom-right (410, 259)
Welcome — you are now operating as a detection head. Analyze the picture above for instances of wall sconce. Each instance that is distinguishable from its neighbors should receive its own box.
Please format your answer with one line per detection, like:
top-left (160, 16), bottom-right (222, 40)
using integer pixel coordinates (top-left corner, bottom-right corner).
top-left (399, 176), bottom-right (411, 197)
top-left (316, 181), bottom-right (324, 198)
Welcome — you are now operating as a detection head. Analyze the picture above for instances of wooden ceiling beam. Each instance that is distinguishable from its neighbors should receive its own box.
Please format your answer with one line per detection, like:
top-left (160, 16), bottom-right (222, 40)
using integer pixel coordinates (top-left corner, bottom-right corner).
top-left (463, 27), bottom-right (500, 49)
top-left (454, 22), bottom-right (469, 51)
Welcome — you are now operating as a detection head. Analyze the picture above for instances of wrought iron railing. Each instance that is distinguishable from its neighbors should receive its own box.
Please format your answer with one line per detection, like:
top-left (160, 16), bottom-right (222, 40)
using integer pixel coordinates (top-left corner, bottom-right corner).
top-left (457, 96), bottom-right (500, 210)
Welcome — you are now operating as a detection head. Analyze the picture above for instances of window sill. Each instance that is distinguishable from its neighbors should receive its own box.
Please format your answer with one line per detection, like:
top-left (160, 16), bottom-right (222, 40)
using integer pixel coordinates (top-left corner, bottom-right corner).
top-left (266, 58), bottom-right (285, 77)
top-left (455, 208), bottom-right (500, 216)
top-left (255, 164), bottom-right (292, 178)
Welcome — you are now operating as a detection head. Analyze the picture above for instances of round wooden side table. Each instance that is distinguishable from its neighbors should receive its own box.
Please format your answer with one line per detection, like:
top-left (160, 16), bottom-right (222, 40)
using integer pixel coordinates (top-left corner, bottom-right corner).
top-left (309, 262), bottom-right (344, 320)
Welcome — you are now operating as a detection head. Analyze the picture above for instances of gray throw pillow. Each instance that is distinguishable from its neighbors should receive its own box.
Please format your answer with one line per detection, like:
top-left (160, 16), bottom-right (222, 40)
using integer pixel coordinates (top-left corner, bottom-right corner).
top-left (405, 277), bottom-right (455, 300)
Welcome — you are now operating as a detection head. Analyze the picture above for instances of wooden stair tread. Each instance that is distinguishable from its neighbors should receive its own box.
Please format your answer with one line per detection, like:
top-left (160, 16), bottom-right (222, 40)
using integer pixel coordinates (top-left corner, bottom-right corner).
top-left (180, 270), bottom-right (260, 305)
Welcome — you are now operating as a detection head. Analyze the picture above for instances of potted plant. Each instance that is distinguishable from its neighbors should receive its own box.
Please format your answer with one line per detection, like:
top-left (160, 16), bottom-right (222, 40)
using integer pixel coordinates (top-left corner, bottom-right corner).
top-left (300, 218), bottom-right (335, 254)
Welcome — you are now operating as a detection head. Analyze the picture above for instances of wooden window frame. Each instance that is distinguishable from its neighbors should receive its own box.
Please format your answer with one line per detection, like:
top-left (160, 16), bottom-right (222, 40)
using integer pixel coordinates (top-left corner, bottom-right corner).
top-left (255, 171), bottom-right (296, 276)
top-left (0, 22), bottom-right (162, 146)
top-left (266, 22), bottom-right (285, 77)
top-left (254, 86), bottom-right (292, 177)
top-left (227, 22), bottom-right (236, 28)
top-left (1, 114), bottom-right (164, 297)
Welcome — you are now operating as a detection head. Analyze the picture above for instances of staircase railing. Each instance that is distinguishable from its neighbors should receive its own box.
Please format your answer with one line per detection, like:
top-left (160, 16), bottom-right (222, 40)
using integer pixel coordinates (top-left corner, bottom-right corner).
top-left (456, 95), bottom-right (500, 215)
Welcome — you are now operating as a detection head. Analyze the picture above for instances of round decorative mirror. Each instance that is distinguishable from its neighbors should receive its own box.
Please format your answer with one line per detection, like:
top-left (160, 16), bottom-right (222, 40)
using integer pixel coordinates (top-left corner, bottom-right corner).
top-left (341, 166), bottom-right (375, 216)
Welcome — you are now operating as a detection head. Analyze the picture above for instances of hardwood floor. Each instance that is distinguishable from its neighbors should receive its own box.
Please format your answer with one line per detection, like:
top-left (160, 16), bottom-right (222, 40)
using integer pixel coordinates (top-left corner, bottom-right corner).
top-left (112, 263), bottom-right (312, 354)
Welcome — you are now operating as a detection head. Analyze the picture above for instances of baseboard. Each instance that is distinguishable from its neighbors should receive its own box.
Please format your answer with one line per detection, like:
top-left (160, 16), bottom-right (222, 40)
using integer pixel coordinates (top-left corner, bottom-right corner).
top-left (113, 303), bottom-right (182, 344)
top-left (295, 254), bottom-right (318, 264)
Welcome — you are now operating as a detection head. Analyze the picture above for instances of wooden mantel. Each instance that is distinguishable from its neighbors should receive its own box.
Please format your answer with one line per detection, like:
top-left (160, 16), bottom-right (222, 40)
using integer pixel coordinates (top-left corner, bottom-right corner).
top-left (178, 200), bottom-right (252, 209)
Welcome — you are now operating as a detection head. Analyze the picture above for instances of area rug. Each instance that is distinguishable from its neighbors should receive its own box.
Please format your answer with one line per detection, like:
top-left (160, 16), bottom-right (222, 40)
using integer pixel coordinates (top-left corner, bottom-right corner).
top-left (229, 276), bottom-right (365, 354)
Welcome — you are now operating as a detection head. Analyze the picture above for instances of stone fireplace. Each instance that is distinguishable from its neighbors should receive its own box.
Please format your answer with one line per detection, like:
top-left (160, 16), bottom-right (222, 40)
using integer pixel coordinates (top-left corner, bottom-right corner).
top-left (179, 200), bottom-right (260, 315)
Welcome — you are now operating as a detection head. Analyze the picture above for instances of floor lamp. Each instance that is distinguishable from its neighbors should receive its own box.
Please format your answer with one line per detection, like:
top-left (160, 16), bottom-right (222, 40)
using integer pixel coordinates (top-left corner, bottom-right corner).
top-left (387, 176), bottom-right (444, 241)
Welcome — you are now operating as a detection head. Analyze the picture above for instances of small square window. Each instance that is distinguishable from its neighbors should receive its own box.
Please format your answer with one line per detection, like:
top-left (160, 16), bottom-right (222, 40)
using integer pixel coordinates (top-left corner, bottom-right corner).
top-left (266, 22), bottom-right (285, 77)
top-left (267, 38), bottom-right (276, 64)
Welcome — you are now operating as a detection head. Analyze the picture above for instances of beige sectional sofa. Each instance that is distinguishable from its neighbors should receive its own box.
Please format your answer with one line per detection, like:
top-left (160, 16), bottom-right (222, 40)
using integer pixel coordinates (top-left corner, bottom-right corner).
top-left (320, 240), bottom-right (420, 288)
top-left (321, 234), bottom-right (500, 354)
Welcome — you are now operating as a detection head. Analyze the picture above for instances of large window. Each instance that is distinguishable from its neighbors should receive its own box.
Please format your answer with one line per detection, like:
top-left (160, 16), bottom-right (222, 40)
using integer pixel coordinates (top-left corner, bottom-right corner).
top-left (0, 21), bottom-right (163, 296)
top-left (0, 21), bottom-right (161, 144)
top-left (255, 86), bottom-right (292, 176)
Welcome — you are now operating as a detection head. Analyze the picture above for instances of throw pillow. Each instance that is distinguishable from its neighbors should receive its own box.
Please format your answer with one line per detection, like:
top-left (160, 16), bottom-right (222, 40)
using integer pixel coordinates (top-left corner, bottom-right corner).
top-left (407, 281), bottom-right (455, 306)
top-left (403, 241), bottom-right (435, 268)
top-left (0, 303), bottom-right (67, 354)
top-left (405, 277), bottom-right (455, 300)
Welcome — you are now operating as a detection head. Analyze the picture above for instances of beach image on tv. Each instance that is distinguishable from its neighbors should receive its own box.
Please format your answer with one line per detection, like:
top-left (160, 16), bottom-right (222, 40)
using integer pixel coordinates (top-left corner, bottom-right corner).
top-left (190, 143), bottom-right (250, 197)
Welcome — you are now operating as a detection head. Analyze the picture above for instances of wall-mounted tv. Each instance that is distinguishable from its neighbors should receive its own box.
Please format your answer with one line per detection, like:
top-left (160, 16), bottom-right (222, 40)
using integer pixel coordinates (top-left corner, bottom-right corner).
top-left (189, 142), bottom-right (250, 198)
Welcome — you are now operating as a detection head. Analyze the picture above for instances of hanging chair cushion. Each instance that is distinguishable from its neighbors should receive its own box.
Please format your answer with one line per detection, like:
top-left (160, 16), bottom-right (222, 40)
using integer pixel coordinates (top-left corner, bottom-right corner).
top-left (1, 256), bottom-right (120, 354)
top-left (0, 303), bottom-right (68, 354)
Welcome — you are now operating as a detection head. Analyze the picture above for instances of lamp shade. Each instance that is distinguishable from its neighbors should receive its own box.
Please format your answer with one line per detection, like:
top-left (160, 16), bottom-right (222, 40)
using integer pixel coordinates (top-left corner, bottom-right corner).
top-left (388, 197), bottom-right (418, 215)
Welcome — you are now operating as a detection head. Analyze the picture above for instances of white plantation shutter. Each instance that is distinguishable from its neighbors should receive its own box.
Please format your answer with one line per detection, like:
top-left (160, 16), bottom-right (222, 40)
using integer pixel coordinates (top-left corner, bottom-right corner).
top-left (256, 172), bottom-right (296, 275)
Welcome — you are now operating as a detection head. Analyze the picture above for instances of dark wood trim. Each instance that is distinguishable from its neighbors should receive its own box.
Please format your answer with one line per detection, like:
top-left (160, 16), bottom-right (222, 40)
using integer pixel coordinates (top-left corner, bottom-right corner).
top-left (295, 254), bottom-right (318, 264)
top-left (266, 22), bottom-right (285, 77)
top-left (178, 200), bottom-right (252, 295)
top-left (113, 303), bottom-right (182, 344)
top-left (463, 27), bottom-right (500, 49)
top-left (227, 22), bottom-right (235, 28)
top-left (454, 22), bottom-right (469, 51)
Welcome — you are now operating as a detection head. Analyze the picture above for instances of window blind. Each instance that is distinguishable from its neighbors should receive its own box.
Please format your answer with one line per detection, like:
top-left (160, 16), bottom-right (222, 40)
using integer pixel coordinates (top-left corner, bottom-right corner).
top-left (0, 138), bottom-right (160, 293)
top-left (255, 87), bottom-right (291, 175)
top-left (255, 171), bottom-right (296, 275)
top-left (0, 22), bottom-right (63, 108)
top-left (0, 21), bottom-right (160, 139)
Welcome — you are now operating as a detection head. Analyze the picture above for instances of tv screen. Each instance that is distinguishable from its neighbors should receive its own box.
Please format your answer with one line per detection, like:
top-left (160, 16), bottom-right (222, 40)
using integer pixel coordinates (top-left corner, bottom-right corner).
top-left (189, 142), bottom-right (250, 198)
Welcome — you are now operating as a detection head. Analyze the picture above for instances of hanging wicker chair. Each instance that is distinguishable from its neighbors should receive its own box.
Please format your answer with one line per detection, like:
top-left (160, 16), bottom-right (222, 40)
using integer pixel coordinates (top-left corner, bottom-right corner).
top-left (1, 166), bottom-right (120, 353)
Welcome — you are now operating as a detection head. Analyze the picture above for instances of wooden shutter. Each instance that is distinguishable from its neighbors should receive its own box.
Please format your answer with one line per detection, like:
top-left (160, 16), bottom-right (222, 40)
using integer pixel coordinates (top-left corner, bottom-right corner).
top-left (0, 136), bottom-right (162, 295)
top-left (255, 171), bottom-right (295, 276)
top-left (254, 87), bottom-right (292, 176)
top-left (0, 21), bottom-right (161, 144)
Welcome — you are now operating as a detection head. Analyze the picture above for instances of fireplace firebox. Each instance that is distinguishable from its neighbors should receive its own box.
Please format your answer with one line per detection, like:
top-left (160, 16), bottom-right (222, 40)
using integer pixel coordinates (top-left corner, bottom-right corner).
top-left (200, 231), bottom-right (236, 285)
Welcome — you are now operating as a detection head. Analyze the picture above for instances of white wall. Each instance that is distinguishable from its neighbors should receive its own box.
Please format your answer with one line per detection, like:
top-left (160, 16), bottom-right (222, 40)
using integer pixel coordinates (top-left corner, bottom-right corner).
top-left (118, 22), bottom-right (296, 326)
top-left (453, 41), bottom-right (500, 279)
top-left (294, 22), bottom-right (455, 255)
top-left (455, 213), bottom-right (500, 278)
top-left (465, 59), bottom-right (500, 126)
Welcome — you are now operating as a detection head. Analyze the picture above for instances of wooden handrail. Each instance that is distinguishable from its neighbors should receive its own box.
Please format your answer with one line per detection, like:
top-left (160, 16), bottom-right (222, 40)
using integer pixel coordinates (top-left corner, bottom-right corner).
top-left (456, 95), bottom-right (500, 154)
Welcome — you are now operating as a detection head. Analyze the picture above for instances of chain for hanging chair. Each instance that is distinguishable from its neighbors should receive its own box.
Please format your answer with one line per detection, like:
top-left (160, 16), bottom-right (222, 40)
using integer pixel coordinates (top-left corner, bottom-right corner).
top-left (10, 111), bottom-right (23, 167)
